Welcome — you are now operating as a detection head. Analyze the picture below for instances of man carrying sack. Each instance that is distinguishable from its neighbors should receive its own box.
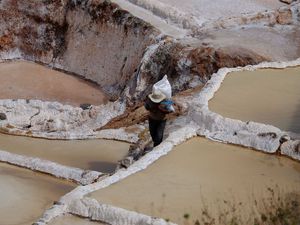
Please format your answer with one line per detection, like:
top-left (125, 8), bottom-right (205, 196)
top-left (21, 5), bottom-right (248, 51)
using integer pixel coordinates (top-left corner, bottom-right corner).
top-left (144, 75), bottom-right (175, 147)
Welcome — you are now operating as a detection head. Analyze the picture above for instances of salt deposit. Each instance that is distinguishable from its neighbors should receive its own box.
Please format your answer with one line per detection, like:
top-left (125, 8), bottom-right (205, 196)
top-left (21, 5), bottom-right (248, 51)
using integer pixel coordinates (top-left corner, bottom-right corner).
top-left (209, 66), bottom-right (300, 134)
top-left (117, 0), bottom-right (287, 30)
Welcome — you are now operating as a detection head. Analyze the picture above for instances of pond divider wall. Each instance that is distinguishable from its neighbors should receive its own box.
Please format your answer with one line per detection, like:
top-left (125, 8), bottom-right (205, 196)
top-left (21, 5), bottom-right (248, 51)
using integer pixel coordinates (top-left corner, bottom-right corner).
top-left (0, 149), bottom-right (104, 185)
top-left (189, 58), bottom-right (300, 160)
top-left (35, 58), bottom-right (300, 225)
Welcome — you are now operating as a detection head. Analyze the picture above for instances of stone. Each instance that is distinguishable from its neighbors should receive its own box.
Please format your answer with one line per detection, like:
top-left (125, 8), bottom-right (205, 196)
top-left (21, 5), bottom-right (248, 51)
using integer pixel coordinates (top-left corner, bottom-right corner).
top-left (280, 140), bottom-right (300, 160)
top-left (80, 103), bottom-right (92, 110)
top-left (119, 156), bottom-right (134, 168)
top-left (0, 112), bottom-right (7, 120)
top-left (279, 0), bottom-right (295, 4)
top-left (279, 134), bottom-right (290, 144)
top-left (276, 8), bottom-right (293, 25)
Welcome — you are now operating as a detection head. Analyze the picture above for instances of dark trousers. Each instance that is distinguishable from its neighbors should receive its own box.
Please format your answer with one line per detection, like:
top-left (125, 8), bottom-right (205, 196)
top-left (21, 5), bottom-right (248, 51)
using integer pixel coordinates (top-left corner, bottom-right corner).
top-left (149, 118), bottom-right (166, 147)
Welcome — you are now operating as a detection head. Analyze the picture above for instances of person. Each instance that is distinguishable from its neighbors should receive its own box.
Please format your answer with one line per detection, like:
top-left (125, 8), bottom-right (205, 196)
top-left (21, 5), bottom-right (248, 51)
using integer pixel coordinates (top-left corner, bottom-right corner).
top-left (144, 88), bottom-right (175, 147)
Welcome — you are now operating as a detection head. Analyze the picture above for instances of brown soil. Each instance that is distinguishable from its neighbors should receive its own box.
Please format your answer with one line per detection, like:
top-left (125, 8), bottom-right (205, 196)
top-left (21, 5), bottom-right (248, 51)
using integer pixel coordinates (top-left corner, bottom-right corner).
top-left (99, 86), bottom-right (201, 130)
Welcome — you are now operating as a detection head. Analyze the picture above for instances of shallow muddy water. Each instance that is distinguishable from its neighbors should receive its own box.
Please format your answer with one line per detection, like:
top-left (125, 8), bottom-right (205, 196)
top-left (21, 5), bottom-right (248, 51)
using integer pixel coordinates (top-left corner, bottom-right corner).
top-left (0, 61), bottom-right (107, 106)
top-left (0, 163), bottom-right (75, 225)
top-left (209, 67), bottom-right (300, 134)
top-left (90, 137), bottom-right (300, 224)
top-left (50, 214), bottom-right (105, 225)
top-left (0, 133), bottom-right (129, 173)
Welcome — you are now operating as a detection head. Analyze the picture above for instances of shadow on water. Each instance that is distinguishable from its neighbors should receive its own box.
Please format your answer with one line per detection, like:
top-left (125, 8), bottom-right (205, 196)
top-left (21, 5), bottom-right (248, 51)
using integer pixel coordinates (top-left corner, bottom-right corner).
top-left (289, 99), bottom-right (300, 134)
top-left (88, 161), bottom-right (117, 173)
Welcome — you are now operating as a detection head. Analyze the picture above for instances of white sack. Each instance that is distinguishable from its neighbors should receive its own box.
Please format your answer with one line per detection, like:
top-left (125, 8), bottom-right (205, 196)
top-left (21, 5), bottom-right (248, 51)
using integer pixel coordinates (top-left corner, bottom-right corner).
top-left (153, 75), bottom-right (172, 99)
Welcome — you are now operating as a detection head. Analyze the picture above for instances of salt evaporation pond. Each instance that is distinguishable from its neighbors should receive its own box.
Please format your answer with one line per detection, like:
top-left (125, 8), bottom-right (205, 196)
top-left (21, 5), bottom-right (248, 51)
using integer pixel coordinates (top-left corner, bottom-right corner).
top-left (209, 67), bottom-right (300, 134)
top-left (0, 162), bottom-right (75, 225)
top-left (0, 133), bottom-right (129, 173)
top-left (50, 214), bottom-right (105, 225)
top-left (0, 61), bottom-right (107, 106)
top-left (89, 138), bottom-right (300, 224)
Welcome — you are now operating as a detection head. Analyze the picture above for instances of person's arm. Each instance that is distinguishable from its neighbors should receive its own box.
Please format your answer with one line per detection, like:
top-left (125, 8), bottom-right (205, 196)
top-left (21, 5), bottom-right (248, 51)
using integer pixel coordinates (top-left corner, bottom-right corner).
top-left (144, 98), bottom-right (151, 111)
top-left (158, 99), bottom-right (175, 113)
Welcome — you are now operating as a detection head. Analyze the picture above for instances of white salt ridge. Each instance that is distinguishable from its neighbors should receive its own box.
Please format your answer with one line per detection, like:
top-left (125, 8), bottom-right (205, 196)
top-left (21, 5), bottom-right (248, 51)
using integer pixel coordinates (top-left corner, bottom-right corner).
top-left (120, 0), bottom-right (202, 29)
top-left (68, 198), bottom-right (176, 225)
top-left (111, 0), bottom-right (187, 38)
top-left (0, 150), bottom-right (103, 185)
top-left (34, 57), bottom-right (300, 225)
top-left (96, 128), bottom-right (140, 143)
top-left (116, 0), bottom-right (291, 34)
top-left (35, 122), bottom-right (198, 225)
top-left (0, 49), bottom-right (22, 61)
top-left (189, 58), bottom-right (300, 158)
top-left (291, 1), bottom-right (300, 22)
top-left (0, 99), bottom-right (126, 140)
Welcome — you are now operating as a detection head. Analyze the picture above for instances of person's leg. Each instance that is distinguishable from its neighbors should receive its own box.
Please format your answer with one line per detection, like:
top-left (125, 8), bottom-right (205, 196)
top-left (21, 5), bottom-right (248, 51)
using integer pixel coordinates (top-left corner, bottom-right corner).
top-left (149, 118), bottom-right (167, 147)
top-left (155, 120), bottom-right (166, 146)
top-left (149, 118), bottom-right (158, 146)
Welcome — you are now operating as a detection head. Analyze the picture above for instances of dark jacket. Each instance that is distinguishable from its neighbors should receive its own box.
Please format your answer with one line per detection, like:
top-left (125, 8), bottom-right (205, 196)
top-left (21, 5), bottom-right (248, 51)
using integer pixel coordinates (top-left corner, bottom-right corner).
top-left (144, 97), bottom-right (174, 121)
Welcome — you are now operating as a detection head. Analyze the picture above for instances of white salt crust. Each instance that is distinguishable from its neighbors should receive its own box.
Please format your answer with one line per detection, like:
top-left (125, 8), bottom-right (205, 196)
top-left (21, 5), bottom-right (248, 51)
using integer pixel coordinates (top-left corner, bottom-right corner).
top-left (189, 58), bottom-right (300, 158)
top-left (0, 150), bottom-right (103, 185)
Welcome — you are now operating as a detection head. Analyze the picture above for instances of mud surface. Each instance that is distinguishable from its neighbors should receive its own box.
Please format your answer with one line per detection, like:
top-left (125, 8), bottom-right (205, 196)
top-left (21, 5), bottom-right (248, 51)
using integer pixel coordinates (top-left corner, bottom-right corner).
top-left (0, 61), bottom-right (107, 106)
top-left (50, 214), bottom-right (105, 225)
top-left (0, 163), bottom-right (75, 225)
top-left (89, 137), bottom-right (300, 224)
top-left (0, 133), bottom-right (129, 173)
top-left (209, 66), bottom-right (300, 134)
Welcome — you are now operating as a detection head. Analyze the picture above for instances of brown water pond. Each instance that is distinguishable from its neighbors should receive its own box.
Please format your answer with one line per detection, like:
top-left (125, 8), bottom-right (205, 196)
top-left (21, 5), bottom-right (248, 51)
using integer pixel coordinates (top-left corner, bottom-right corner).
top-left (0, 61), bottom-right (107, 106)
top-left (50, 214), bottom-right (105, 225)
top-left (209, 67), bottom-right (300, 134)
top-left (0, 133), bottom-right (129, 173)
top-left (89, 137), bottom-right (300, 224)
top-left (0, 163), bottom-right (75, 225)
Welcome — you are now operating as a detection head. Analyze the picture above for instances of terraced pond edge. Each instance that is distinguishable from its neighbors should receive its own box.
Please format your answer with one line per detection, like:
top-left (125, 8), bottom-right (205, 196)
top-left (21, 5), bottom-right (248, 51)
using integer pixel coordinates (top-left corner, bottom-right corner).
top-left (34, 57), bottom-right (300, 225)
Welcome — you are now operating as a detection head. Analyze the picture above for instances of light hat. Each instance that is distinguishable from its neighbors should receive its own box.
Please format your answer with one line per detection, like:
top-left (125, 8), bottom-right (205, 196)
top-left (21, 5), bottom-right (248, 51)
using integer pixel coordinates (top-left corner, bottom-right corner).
top-left (148, 89), bottom-right (166, 103)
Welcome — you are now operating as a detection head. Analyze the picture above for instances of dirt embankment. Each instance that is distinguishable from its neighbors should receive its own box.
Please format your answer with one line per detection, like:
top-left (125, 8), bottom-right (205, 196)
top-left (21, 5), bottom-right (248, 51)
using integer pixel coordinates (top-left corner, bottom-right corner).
top-left (0, 0), bottom-right (276, 106)
top-left (0, 0), bottom-right (158, 100)
top-left (128, 41), bottom-right (267, 105)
